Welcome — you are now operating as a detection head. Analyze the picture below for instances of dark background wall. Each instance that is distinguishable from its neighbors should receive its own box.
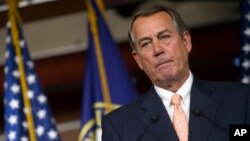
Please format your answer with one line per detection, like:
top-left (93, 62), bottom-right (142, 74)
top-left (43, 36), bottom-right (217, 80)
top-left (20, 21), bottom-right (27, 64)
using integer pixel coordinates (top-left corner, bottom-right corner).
top-left (0, 0), bottom-right (242, 140)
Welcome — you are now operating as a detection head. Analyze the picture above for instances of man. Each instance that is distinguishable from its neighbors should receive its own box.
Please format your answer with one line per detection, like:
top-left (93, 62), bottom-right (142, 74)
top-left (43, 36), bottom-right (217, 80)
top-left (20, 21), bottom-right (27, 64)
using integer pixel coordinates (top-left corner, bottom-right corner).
top-left (102, 5), bottom-right (250, 141)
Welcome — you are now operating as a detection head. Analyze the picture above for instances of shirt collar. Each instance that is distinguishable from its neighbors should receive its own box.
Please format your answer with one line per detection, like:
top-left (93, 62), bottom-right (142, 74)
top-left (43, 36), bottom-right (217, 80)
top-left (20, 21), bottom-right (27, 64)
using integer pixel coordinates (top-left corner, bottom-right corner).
top-left (154, 71), bottom-right (193, 106)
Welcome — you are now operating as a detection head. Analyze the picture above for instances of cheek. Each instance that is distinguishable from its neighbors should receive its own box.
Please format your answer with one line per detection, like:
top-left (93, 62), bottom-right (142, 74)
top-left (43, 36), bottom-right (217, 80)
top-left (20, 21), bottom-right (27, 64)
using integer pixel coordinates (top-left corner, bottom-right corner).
top-left (139, 55), bottom-right (155, 70)
top-left (176, 49), bottom-right (189, 66)
top-left (139, 57), bottom-right (151, 68)
top-left (134, 52), bottom-right (149, 69)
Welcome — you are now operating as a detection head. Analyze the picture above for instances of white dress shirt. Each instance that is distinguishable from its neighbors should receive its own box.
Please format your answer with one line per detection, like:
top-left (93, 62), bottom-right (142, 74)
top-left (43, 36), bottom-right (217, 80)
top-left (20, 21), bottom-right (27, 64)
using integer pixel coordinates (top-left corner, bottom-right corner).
top-left (154, 72), bottom-right (193, 121)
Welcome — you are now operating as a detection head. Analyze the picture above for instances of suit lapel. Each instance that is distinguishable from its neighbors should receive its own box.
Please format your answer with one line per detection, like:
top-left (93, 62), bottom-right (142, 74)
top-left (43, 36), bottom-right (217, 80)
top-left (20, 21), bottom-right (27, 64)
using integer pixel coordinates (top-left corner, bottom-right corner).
top-left (137, 87), bottom-right (179, 141)
top-left (189, 77), bottom-right (219, 141)
top-left (137, 77), bottom-right (219, 141)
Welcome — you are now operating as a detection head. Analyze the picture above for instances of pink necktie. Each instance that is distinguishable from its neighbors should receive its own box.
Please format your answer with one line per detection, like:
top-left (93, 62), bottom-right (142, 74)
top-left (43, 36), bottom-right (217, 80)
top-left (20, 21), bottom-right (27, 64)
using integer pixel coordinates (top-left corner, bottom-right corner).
top-left (171, 94), bottom-right (188, 141)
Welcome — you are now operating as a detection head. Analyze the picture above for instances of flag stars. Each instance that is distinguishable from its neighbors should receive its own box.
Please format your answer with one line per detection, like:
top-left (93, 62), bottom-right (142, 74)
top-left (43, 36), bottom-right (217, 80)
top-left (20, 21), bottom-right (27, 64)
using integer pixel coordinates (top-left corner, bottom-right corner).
top-left (6, 21), bottom-right (11, 28)
top-left (9, 99), bottom-right (19, 109)
top-left (8, 115), bottom-right (18, 126)
top-left (50, 118), bottom-right (56, 124)
top-left (27, 90), bottom-right (35, 99)
top-left (48, 129), bottom-right (58, 140)
top-left (4, 67), bottom-right (8, 74)
top-left (27, 61), bottom-right (34, 69)
top-left (6, 36), bottom-right (11, 44)
top-left (38, 95), bottom-right (47, 104)
top-left (14, 56), bottom-right (21, 63)
top-left (22, 121), bottom-right (28, 130)
top-left (5, 19), bottom-right (60, 141)
top-left (242, 76), bottom-right (250, 84)
top-left (244, 27), bottom-right (250, 37)
top-left (5, 51), bottom-right (9, 58)
top-left (7, 130), bottom-right (16, 141)
top-left (242, 59), bottom-right (250, 70)
top-left (36, 125), bottom-right (45, 137)
top-left (37, 109), bottom-right (46, 119)
top-left (243, 43), bottom-right (250, 53)
top-left (27, 74), bottom-right (36, 85)
top-left (245, 12), bottom-right (250, 21)
top-left (23, 107), bottom-right (31, 114)
top-left (10, 83), bottom-right (20, 94)
top-left (20, 136), bottom-right (29, 141)
top-left (20, 40), bottom-right (25, 48)
top-left (12, 70), bottom-right (20, 78)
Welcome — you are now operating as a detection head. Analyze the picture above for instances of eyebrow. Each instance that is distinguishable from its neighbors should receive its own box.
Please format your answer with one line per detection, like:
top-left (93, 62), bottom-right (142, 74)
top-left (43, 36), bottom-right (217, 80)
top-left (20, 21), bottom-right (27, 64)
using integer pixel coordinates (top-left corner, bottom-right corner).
top-left (138, 37), bottom-right (151, 46)
top-left (137, 28), bottom-right (172, 45)
top-left (156, 28), bottom-right (172, 37)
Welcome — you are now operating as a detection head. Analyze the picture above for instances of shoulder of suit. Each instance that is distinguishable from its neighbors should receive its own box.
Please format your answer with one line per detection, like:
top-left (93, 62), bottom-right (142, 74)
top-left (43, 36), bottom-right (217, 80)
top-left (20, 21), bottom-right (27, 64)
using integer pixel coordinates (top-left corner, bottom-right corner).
top-left (196, 79), bottom-right (250, 94)
top-left (103, 93), bottom-right (147, 119)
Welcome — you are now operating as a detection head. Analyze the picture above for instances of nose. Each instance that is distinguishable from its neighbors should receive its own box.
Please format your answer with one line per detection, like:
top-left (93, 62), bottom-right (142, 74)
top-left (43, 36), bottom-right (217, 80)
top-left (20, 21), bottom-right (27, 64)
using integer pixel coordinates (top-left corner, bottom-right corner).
top-left (153, 41), bottom-right (165, 57)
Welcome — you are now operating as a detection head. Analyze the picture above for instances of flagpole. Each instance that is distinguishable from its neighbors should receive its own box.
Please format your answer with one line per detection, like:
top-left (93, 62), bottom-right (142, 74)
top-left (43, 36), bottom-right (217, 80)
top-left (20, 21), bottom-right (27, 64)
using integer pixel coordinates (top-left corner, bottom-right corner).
top-left (7, 0), bottom-right (37, 140)
top-left (79, 0), bottom-right (138, 140)
top-left (86, 0), bottom-right (113, 113)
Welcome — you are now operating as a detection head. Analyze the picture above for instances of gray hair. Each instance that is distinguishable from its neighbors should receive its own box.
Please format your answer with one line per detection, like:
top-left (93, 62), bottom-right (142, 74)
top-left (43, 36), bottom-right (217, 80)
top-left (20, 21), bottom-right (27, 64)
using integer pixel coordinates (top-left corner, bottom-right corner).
top-left (128, 5), bottom-right (189, 50)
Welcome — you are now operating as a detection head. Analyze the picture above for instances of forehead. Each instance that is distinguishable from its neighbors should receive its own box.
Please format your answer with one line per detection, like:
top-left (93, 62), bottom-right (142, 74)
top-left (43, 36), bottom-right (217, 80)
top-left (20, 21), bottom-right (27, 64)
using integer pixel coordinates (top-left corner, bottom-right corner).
top-left (132, 12), bottom-right (175, 39)
top-left (132, 11), bottom-right (173, 28)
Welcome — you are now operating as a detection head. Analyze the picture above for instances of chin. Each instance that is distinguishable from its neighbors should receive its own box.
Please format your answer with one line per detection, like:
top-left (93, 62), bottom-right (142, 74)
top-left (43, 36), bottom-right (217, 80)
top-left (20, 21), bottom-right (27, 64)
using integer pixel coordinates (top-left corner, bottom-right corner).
top-left (156, 74), bottom-right (175, 83)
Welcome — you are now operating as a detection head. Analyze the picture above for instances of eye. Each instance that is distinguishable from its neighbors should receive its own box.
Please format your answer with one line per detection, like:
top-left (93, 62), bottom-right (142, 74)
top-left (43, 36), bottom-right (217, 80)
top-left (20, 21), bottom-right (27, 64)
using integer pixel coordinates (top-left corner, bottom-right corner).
top-left (159, 34), bottom-right (170, 40)
top-left (140, 40), bottom-right (151, 48)
top-left (141, 42), bottom-right (149, 47)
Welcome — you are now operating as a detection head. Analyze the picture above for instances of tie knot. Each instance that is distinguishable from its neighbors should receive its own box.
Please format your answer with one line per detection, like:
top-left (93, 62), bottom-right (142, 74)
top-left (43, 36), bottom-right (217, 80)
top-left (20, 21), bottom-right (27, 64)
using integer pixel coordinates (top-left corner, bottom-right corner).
top-left (171, 94), bottom-right (181, 105)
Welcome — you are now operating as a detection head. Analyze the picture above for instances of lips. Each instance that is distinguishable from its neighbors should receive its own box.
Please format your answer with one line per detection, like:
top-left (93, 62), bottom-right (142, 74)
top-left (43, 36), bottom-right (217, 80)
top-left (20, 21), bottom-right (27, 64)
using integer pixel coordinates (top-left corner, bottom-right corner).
top-left (155, 60), bottom-right (172, 68)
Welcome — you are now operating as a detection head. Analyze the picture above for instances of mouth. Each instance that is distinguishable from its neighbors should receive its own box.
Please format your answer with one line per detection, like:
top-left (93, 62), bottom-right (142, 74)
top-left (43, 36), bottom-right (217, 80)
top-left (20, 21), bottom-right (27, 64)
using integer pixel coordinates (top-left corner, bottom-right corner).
top-left (155, 60), bottom-right (172, 69)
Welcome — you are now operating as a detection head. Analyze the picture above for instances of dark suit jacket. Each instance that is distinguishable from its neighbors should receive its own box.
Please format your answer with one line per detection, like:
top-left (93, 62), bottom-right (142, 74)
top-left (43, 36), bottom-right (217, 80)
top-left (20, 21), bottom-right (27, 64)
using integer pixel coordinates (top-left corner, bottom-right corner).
top-left (102, 77), bottom-right (250, 141)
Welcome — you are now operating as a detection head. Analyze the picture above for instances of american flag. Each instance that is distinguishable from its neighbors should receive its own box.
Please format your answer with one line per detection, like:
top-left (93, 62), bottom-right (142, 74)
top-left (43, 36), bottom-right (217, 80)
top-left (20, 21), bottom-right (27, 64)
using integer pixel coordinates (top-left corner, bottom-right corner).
top-left (4, 21), bottom-right (61, 141)
top-left (239, 0), bottom-right (250, 83)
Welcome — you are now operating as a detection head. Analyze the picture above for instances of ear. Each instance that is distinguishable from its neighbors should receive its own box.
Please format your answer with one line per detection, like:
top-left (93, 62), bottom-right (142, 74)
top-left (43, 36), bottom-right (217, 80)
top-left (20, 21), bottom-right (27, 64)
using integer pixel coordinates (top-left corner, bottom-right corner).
top-left (183, 31), bottom-right (192, 53)
top-left (132, 50), bottom-right (144, 70)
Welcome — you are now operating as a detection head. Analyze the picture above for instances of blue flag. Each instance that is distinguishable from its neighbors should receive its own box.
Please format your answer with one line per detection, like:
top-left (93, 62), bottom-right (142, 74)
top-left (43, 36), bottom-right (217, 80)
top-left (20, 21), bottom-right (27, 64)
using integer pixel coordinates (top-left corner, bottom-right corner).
top-left (239, 0), bottom-right (250, 83)
top-left (78, 0), bottom-right (138, 140)
top-left (4, 1), bottom-right (61, 140)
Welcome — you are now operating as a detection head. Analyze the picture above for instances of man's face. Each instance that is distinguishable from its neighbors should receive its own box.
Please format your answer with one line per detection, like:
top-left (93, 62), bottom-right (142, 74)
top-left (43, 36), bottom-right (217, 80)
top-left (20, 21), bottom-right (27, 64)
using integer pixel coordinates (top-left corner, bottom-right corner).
top-left (131, 11), bottom-right (192, 87)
